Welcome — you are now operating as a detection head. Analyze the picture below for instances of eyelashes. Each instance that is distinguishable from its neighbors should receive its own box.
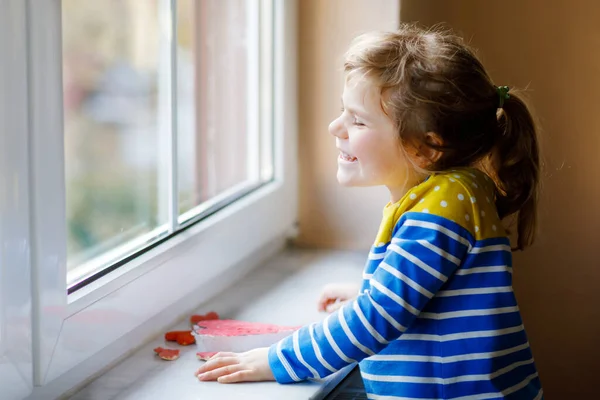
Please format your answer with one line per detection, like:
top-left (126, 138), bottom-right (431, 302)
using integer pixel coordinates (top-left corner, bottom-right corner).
top-left (340, 107), bottom-right (365, 126)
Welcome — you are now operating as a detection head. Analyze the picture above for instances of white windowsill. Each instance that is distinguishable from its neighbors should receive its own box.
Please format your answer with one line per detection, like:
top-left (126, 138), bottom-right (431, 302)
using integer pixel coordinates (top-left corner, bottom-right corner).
top-left (65, 248), bottom-right (366, 400)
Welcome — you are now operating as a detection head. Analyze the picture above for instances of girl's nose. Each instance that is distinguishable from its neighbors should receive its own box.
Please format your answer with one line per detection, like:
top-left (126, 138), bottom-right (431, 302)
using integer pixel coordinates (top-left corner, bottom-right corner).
top-left (328, 116), bottom-right (347, 139)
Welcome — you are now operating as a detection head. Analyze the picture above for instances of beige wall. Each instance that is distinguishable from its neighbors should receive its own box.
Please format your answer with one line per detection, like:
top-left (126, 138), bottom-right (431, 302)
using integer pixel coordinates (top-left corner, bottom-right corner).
top-left (298, 0), bottom-right (600, 398)
top-left (403, 2), bottom-right (600, 398)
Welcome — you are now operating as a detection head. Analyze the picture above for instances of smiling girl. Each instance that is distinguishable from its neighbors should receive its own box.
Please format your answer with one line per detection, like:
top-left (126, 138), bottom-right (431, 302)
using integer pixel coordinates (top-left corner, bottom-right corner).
top-left (195, 24), bottom-right (543, 400)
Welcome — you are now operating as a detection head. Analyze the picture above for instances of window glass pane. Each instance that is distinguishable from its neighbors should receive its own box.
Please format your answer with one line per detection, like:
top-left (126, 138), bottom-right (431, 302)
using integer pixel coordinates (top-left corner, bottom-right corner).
top-left (177, 0), bottom-right (262, 219)
top-left (62, 0), bottom-right (274, 288)
top-left (62, 1), bottom-right (167, 283)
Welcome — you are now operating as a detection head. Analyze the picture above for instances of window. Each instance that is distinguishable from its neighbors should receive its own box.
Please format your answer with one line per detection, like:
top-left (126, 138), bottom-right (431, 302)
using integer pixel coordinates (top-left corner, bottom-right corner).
top-left (1, 0), bottom-right (296, 395)
top-left (63, 0), bottom-right (275, 290)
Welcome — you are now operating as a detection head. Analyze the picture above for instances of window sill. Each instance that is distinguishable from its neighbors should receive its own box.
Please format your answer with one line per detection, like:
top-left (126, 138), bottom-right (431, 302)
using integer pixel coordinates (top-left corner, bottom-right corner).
top-left (63, 248), bottom-right (366, 400)
top-left (66, 180), bottom-right (284, 314)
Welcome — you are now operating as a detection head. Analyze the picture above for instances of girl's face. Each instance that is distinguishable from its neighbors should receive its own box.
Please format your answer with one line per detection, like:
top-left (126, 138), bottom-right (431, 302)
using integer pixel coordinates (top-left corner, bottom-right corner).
top-left (328, 76), bottom-right (419, 202)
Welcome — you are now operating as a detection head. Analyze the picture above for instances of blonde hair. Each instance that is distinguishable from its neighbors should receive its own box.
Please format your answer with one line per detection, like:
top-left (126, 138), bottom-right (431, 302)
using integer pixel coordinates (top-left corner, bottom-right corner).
top-left (345, 24), bottom-right (540, 251)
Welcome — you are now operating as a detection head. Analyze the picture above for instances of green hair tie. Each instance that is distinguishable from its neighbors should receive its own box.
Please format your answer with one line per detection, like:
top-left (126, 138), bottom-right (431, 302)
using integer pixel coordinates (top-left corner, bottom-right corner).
top-left (496, 86), bottom-right (510, 108)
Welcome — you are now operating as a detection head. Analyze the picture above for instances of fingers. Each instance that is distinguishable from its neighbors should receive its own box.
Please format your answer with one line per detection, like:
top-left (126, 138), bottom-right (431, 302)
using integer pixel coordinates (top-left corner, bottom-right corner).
top-left (210, 351), bottom-right (237, 359)
top-left (217, 370), bottom-right (254, 383)
top-left (197, 364), bottom-right (246, 381)
top-left (195, 356), bottom-right (239, 376)
top-left (325, 299), bottom-right (345, 313)
top-left (317, 283), bottom-right (360, 312)
top-left (317, 297), bottom-right (335, 312)
top-left (195, 347), bottom-right (274, 384)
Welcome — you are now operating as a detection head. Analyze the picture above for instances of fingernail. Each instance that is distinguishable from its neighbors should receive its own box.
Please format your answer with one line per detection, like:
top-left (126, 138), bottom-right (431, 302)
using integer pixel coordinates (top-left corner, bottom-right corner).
top-left (197, 373), bottom-right (205, 380)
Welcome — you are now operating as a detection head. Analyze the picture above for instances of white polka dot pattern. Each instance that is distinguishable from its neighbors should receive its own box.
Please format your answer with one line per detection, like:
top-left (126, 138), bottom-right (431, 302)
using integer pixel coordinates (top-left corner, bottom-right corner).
top-left (394, 168), bottom-right (504, 241)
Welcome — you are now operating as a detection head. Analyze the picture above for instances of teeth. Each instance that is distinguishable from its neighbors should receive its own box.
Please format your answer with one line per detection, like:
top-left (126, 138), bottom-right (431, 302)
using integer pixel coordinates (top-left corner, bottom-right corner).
top-left (340, 151), bottom-right (357, 162)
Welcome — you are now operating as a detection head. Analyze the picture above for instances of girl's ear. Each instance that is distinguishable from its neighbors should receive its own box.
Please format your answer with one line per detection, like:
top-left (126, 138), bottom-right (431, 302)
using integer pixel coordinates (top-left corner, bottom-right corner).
top-left (411, 132), bottom-right (444, 169)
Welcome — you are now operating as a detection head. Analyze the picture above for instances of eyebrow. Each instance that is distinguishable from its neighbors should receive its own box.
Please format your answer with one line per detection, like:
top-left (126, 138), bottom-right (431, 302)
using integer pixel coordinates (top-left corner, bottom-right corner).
top-left (341, 97), bottom-right (369, 118)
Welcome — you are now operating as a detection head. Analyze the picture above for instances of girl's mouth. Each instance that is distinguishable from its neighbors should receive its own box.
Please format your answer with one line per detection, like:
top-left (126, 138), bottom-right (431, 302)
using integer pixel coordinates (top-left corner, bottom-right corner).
top-left (339, 151), bottom-right (358, 162)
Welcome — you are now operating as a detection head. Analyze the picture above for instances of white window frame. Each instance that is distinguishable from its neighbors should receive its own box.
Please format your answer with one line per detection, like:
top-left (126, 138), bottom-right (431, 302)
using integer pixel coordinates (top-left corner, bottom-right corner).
top-left (0, 0), bottom-right (297, 397)
top-left (0, 2), bottom-right (34, 398)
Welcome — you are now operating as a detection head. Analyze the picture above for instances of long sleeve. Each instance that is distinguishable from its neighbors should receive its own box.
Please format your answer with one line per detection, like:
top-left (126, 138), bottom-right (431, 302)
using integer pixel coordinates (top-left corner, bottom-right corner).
top-left (268, 211), bottom-right (475, 383)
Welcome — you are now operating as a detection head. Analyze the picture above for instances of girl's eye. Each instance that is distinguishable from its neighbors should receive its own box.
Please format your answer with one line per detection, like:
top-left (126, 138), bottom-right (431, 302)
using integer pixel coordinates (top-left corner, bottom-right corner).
top-left (353, 118), bottom-right (365, 126)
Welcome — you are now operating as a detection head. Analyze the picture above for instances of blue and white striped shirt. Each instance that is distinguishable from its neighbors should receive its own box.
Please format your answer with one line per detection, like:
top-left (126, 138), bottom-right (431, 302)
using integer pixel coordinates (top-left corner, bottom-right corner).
top-left (269, 168), bottom-right (543, 399)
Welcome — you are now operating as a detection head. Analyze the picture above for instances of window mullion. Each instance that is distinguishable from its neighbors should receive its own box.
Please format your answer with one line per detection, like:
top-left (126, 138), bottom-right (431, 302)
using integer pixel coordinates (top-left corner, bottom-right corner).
top-left (158, 0), bottom-right (179, 233)
top-left (260, 0), bottom-right (275, 181)
top-left (168, 0), bottom-right (179, 232)
top-left (246, 1), bottom-right (261, 183)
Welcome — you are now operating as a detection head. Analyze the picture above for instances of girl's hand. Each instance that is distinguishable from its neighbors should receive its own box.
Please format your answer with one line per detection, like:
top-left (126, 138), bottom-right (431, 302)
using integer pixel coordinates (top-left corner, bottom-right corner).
top-left (195, 348), bottom-right (275, 383)
top-left (317, 282), bottom-right (360, 313)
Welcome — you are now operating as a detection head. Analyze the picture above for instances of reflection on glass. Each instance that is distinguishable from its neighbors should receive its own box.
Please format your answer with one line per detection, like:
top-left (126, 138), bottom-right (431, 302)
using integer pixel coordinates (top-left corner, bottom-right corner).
top-left (177, 0), bottom-right (255, 217)
top-left (62, 1), bottom-right (166, 280)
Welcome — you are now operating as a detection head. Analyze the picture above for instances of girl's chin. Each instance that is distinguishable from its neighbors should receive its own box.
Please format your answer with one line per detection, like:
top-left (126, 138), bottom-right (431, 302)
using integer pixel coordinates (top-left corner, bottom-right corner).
top-left (337, 179), bottom-right (356, 187)
top-left (336, 173), bottom-right (371, 187)
top-left (336, 173), bottom-right (354, 186)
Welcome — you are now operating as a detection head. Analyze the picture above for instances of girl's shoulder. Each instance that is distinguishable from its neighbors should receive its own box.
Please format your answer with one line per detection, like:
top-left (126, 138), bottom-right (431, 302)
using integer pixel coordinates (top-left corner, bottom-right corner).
top-left (399, 168), bottom-right (504, 240)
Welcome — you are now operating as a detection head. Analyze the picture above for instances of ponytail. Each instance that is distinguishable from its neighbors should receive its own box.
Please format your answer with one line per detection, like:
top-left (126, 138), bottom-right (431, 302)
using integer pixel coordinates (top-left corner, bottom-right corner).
top-left (493, 93), bottom-right (540, 251)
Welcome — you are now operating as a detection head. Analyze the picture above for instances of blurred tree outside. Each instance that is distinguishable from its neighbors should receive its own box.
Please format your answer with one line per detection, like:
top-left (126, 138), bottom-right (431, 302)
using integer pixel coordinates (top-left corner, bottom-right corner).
top-left (62, 0), bottom-right (164, 268)
top-left (62, 0), bottom-right (250, 273)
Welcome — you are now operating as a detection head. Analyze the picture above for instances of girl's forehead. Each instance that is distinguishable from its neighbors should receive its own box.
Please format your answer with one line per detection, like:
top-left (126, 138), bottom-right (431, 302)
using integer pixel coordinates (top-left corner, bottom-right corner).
top-left (344, 70), bottom-right (375, 90)
top-left (343, 75), bottom-right (385, 115)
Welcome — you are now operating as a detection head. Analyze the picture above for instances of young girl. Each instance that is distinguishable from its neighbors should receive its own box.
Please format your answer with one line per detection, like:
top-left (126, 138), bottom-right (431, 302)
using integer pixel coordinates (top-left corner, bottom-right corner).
top-left (196, 24), bottom-right (543, 399)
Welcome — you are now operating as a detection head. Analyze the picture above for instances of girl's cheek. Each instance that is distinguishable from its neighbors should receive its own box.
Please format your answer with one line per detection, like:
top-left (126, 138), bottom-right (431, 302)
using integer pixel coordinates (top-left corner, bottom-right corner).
top-left (357, 134), bottom-right (382, 160)
top-left (349, 130), bottom-right (369, 153)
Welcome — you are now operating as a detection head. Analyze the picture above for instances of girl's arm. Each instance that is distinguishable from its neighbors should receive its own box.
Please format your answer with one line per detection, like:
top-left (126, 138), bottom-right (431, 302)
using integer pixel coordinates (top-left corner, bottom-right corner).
top-left (268, 211), bottom-right (473, 383)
